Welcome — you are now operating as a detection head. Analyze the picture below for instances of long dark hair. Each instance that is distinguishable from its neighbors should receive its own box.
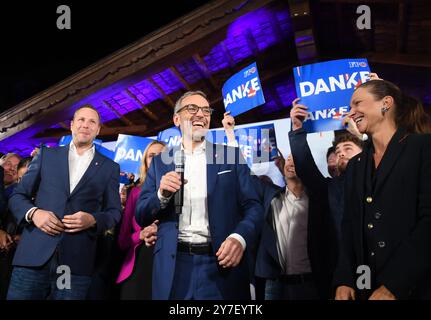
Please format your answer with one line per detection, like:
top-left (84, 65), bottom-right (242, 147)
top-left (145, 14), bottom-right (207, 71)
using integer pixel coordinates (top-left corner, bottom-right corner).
top-left (359, 80), bottom-right (431, 134)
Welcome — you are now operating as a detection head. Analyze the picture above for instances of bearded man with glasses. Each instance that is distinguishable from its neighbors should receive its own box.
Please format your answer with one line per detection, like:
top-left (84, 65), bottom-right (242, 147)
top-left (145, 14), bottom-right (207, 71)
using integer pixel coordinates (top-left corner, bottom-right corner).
top-left (136, 90), bottom-right (263, 300)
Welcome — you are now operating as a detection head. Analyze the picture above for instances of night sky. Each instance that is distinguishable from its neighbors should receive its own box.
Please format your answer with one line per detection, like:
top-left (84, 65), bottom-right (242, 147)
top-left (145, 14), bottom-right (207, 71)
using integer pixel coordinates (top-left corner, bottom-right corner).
top-left (0, 0), bottom-right (212, 113)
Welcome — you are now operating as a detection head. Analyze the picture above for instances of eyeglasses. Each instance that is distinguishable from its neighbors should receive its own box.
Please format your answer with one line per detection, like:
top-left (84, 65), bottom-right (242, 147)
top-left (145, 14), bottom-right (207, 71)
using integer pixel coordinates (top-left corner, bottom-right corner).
top-left (178, 104), bottom-right (214, 116)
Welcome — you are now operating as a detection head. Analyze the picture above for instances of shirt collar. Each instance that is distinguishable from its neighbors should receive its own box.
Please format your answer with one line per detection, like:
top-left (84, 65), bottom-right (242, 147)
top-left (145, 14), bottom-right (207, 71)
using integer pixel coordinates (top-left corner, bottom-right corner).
top-left (180, 139), bottom-right (206, 155)
top-left (69, 141), bottom-right (95, 156)
top-left (285, 186), bottom-right (306, 201)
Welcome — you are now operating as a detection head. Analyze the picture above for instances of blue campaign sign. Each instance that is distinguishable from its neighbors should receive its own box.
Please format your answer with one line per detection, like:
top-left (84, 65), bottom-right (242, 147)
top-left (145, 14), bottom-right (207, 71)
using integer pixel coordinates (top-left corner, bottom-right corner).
top-left (208, 123), bottom-right (278, 167)
top-left (58, 135), bottom-right (72, 146)
top-left (235, 123), bottom-right (278, 166)
top-left (293, 58), bottom-right (370, 133)
top-left (114, 134), bottom-right (155, 175)
top-left (96, 145), bottom-right (115, 160)
top-left (222, 62), bottom-right (265, 117)
top-left (157, 126), bottom-right (182, 148)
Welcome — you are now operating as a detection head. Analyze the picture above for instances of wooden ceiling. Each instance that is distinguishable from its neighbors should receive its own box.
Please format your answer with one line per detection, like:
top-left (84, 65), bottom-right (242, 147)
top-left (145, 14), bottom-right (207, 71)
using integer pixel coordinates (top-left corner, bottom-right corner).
top-left (1, 0), bottom-right (430, 155)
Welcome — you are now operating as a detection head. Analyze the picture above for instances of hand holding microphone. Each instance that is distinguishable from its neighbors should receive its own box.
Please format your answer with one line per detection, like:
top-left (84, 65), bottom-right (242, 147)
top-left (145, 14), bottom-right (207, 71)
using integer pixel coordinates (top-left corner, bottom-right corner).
top-left (159, 172), bottom-right (183, 198)
top-left (158, 151), bottom-right (187, 213)
top-left (174, 150), bottom-right (185, 214)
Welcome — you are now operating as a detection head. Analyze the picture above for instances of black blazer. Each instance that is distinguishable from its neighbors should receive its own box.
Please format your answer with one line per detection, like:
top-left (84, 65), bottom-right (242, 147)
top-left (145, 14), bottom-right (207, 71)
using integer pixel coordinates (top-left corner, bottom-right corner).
top-left (333, 129), bottom-right (431, 299)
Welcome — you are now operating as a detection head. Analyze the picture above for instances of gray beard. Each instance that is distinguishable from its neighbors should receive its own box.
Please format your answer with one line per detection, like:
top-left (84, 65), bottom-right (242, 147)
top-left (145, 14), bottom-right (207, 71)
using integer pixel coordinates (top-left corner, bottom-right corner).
top-left (192, 132), bottom-right (206, 142)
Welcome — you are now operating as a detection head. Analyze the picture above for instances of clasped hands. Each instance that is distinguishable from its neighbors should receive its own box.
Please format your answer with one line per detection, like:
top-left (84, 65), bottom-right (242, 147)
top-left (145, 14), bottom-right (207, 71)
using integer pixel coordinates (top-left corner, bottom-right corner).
top-left (32, 209), bottom-right (96, 236)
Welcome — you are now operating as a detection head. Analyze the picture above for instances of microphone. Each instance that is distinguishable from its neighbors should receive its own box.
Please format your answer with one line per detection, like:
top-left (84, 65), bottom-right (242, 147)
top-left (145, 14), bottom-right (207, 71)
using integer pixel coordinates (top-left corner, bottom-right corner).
top-left (174, 150), bottom-right (185, 214)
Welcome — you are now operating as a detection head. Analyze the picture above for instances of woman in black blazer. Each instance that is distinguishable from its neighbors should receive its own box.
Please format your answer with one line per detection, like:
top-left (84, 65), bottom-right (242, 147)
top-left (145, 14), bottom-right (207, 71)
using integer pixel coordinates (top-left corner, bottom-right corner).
top-left (334, 79), bottom-right (431, 300)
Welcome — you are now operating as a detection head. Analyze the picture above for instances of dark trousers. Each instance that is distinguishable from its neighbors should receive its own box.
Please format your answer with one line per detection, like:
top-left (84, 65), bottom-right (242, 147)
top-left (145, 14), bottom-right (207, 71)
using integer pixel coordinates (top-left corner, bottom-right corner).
top-left (7, 252), bottom-right (92, 300)
top-left (0, 249), bottom-right (14, 300)
top-left (265, 275), bottom-right (319, 300)
top-left (169, 251), bottom-right (223, 300)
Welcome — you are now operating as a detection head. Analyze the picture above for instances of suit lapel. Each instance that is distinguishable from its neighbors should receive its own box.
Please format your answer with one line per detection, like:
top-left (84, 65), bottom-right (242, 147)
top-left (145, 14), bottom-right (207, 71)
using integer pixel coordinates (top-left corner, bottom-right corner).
top-left (70, 151), bottom-right (105, 198)
top-left (355, 148), bottom-right (367, 211)
top-left (61, 145), bottom-right (71, 195)
top-left (354, 147), bottom-right (367, 263)
top-left (373, 128), bottom-right (409, 195)
top-left (206, 142), bottom-right (220, 196)
top-left (168, 146), bottom-right (179, 173)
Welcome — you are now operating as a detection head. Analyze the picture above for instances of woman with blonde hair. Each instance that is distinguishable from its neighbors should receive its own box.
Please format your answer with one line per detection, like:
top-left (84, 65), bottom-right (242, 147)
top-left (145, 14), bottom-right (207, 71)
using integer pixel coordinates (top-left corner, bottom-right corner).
top-left (117, 140), bottom-right (166, 299)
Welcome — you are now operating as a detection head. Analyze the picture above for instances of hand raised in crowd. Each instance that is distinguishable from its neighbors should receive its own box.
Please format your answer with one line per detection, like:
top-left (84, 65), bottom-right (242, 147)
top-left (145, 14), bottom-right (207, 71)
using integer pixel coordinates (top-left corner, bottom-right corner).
top-left (32, 209), bottom-right (65, 236)
top-left (290, 98), bottom-right (309, 131)
top-left (369, 285), bottom-right (396, 300)
top-left (216, 237), bottom-right (244, 268)
top-left (30, 147), bottom-right (40, 158)
top-left (222, 111), bottom-right (236, 144)
top-left (342, 114), bottom-right (363, 139)
top-left (335, 285), bottom-right (356, 300)
top-left (368, 72), bottom-right (382, 81)
top-left (159, 171), bottom-right (187, 198)
top-left (141, 220), bottom-right (159, 247)
top-left (62, 211), bottom-right (96, 233)
top-left (222, 111), bottom-right (235, 131)
top-left (0, 229), bottom-right (13, 251)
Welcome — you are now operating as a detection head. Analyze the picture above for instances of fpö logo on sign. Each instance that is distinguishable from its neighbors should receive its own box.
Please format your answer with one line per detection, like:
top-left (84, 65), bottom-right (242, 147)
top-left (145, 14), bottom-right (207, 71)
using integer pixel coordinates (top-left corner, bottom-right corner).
top-left (243, 65), bottom-right (257, 78)
top-left (348, 61), bottom-right (368, 68)
top-left (299, 71), bottom-right (370, 97)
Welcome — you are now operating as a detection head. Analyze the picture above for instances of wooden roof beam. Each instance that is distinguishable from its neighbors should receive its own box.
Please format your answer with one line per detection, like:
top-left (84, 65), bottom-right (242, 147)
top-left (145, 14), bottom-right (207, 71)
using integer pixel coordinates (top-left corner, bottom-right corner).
top-left (244, 28), bottom-right (260, 57)
top-left (364, 52), bottom-right (431, 68)
top-left (192, 53), bottom-right (218, 90)
top-left (397, 0), bottom-right (408, 53)
top-left (58, 122), bottom-right (69, 130)
top-left (219, 42), bottom-right (236, 69)
top-left (169, 66), bottom-right (191, 91)
top-left (124, 88), bottom-right (159, 121)
top-left (148, 78), bottom-right (176, 109)
top-left (102, 100), bottom-right (134, 126)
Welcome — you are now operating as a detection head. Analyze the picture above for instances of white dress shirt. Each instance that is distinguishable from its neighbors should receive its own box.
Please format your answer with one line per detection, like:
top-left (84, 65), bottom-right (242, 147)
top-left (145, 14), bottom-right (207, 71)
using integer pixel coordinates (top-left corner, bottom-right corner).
top-left (271, 187), bottom-right (311, 275)
top-left (178, 141), bottom-right (210, 243)
top-left (158, 141), bottom-right (246, 248)
top-left (68, 142), bottom-right (95, 193)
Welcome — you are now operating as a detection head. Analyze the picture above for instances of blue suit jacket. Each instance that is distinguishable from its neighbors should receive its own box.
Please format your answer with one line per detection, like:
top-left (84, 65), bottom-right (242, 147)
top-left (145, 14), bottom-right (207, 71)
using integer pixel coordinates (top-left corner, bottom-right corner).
top-left (136, 142), bottom-right (264, 300)
top-left (9, 145), bottom-right (122, 276)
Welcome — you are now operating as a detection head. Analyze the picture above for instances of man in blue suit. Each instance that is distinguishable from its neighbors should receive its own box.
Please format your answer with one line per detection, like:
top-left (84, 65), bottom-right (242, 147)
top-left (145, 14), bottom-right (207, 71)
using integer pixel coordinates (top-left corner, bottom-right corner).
top-left (136, 91), bottom-right (263, 300)
top-left (7, 106), bottom-right (122, 300)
